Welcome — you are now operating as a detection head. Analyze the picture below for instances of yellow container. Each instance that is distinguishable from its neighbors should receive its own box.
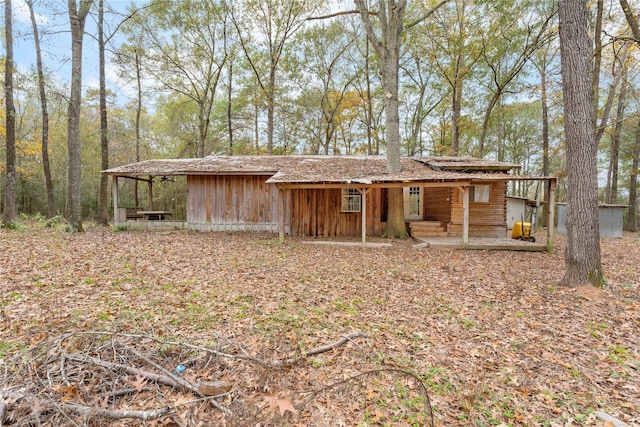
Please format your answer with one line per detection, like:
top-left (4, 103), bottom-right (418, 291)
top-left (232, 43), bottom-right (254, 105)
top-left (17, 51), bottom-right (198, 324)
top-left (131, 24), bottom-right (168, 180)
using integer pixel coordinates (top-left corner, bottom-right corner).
top-left (511, 221), bottom-right (532, 239)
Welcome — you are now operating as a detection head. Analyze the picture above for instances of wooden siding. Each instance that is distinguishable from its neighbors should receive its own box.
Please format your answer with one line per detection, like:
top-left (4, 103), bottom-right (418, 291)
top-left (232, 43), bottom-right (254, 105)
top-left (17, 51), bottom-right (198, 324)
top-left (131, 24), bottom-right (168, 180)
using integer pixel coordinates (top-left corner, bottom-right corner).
top-left (290, 188), bottom-right (386, 237)
top-left (449, 181), bottom-right (508, 238)
top-left (424, 187), bottom-right (452, 223)
top-left (187, 175), bottom-right (281, 232)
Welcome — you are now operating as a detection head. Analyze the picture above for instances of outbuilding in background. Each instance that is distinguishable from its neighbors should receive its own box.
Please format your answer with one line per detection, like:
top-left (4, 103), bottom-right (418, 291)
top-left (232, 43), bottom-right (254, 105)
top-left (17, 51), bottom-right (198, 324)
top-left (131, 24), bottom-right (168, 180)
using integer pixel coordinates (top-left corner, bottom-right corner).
top-left (556, 203), bottom-right (627, 238)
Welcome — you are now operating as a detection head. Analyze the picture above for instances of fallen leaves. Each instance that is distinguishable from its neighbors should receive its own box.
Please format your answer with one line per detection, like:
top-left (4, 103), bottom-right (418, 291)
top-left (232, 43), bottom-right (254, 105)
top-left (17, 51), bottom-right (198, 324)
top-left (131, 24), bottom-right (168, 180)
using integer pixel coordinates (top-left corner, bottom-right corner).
top-left (264, 393), bottom-right (297, 417)
top-left (0, 224), bottom-right (639, 425)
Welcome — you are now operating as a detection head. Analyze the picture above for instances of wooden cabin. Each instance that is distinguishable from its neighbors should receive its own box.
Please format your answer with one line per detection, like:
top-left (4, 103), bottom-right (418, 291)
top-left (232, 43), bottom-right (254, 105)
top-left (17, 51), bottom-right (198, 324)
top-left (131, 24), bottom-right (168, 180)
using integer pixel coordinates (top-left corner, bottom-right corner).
top-left (103, 155), bottom-right (556, 249)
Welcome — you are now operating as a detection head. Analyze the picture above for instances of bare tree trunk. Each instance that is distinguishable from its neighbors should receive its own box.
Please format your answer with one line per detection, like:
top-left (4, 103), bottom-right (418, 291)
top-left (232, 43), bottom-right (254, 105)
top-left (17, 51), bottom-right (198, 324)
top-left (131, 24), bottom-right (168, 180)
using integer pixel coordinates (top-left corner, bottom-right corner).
top-left (450, 66), bottom-right (462, 155)
top-left (3, 0), bottom-right (17, 225)
top-left (558, 0), bottom-right (603, 287)
top-left (227, 61), bottom-right (234, 155)
top-left (66, 0), bottom-right (93, 232)
top-left (27, 0), bottom-right (56, 219)
top-left (97, 0), bottom-right (110, 226)
top-left (364, 36), bottom-right (374, 155)
top-left (606, 73), bottom-right (627, 204)
top-left (539, 58), bottom-right (550, 227)
top-left (619, 0), bottom-right (640, 43)
top-left (134, 49), bottom-right (142, 208)
top-left (355, 0), bottom-right (407, 238)
top-left (624, 118), bottom-right (640, 232)
top-left (592, 0), bottom-right (603, 124)
top-left (595, 43), bottom-right (629, 146)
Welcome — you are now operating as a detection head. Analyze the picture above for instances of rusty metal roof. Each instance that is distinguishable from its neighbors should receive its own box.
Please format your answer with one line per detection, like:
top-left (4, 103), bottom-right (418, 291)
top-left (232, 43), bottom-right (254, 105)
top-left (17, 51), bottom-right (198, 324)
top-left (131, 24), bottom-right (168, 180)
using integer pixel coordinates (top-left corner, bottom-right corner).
top-left (102, 155), bottom-right (523, 184)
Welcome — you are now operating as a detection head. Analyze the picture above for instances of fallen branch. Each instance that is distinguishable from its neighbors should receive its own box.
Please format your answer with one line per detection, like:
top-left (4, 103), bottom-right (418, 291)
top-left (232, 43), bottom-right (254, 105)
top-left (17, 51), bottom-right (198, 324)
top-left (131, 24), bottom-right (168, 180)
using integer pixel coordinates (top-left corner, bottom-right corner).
top-left (65, 402), bottom-right (174, 421)
top-left (75, 330), bottom-right (368, 367)
top-left (276, 332), bottom-right (368, 367)
top-left (63, 353), bottom-right (233, 416)
top-left (64, 353), bottom-right (192, 391)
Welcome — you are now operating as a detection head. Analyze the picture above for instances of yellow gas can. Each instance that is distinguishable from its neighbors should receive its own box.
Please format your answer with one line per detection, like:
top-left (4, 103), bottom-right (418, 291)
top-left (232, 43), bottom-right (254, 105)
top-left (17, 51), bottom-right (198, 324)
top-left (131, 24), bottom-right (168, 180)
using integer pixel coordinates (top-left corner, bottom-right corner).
top-left (511, 221), bottom-right (532, 239)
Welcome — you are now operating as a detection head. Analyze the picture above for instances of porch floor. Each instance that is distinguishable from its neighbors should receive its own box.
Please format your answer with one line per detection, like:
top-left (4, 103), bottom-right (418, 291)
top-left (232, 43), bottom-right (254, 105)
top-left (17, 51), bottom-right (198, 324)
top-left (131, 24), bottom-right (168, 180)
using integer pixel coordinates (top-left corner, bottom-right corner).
top-left (412, 236), bottom-right (547, 251)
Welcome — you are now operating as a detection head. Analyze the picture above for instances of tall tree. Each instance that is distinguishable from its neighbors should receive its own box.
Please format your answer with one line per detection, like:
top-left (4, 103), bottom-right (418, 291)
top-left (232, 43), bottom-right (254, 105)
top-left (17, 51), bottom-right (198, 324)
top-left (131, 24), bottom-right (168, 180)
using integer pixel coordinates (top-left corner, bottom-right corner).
top-left (26, 0), bottom-right (56, 219)
top-left (605, 71), bottom-right (627, 204)
top-left (532, 41), bottom-right (558, 227)
top-left (134, 0), bottom-right (229, 157)
top-left (66, 0), bottom-right (93, 232)
top-left (625, 117), bottom-right (640, 231)
top-left (619, 0), bottom-right (640, 44)
top-left (3, 0), bottom-right (17, 225)
top-left (97, 0), bottom-right (109, 225)
top-left (232, 0), bottom-right (320, 155)
top-left (427, 0), bottom-right (481, 155)
top-left (353, 0), bottom-right (448, 238)
top-left (558, 0), bottom-right (603, 287)
top-left (476, 0), bottom-right (555, 158)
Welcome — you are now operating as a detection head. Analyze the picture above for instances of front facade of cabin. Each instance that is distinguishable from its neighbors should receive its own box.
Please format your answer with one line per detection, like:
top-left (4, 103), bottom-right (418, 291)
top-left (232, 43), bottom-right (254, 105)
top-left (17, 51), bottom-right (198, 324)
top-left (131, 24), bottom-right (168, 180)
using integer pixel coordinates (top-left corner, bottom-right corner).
top-left (175, 175), bottom-right (509, 239)
top-left (104, 156), bottom-right (555, 248)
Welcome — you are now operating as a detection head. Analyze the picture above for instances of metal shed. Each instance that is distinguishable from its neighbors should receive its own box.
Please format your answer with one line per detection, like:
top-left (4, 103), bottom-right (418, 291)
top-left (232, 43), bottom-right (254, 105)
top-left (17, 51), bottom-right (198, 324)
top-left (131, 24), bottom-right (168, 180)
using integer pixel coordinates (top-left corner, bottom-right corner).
top-left (556, 203), bottom-right (627, 238)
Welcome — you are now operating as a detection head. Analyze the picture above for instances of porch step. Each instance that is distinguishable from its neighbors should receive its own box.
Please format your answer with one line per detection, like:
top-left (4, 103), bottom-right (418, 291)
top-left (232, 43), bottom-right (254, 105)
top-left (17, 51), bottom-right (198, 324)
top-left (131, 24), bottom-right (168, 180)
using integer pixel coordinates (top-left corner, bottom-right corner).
top-left (407, 221), bottom-right (449, 237)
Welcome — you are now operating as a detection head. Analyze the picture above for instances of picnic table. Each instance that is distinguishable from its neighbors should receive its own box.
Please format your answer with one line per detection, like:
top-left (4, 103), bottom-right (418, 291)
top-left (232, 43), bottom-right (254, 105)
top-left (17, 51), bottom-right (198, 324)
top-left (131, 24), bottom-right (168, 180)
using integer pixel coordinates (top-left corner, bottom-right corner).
top-left (137, 211), bottom-right (172, 220)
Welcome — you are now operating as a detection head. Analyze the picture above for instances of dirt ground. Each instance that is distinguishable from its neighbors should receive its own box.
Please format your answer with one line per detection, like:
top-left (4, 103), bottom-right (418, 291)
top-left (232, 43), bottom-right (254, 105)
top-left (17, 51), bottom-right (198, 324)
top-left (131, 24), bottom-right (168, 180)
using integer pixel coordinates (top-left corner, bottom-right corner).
top-left (1, 222), bottom-right (639, 426)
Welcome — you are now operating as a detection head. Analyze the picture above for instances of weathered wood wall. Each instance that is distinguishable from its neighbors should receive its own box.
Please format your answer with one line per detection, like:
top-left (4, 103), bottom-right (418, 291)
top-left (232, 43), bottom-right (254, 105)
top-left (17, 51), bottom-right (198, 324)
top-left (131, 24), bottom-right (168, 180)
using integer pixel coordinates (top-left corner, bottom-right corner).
top-left (186, 175), bottom-right (282, 232)
top-left (449, 182), bottom-right (508, 238)
top-left (290, 188), bottom-right (386, 237)
top-left (424, 187), bottom-right (452, 223)
top-left (184, 175), bottom-right (507, 238)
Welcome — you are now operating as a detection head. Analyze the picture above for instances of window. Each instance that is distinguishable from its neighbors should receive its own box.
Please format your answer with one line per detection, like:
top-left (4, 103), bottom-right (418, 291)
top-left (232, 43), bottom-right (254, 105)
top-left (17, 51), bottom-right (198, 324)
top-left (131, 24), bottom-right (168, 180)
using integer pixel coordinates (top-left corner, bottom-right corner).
top-left (341, 188), bottom-right (361, 212)
top-left (465, 185), bottom-right (491, 203)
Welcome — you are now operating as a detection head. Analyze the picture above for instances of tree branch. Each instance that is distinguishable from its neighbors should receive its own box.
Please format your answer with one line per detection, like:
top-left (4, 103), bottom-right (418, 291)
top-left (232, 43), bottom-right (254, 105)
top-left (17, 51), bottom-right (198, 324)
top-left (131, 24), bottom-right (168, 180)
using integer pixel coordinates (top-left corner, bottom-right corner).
top-left (405, 0), bottom-right (450, 29)
top-left (65, 403), bottom-right (174, 421)
top-left (307, 10), bottom-right (376, 21)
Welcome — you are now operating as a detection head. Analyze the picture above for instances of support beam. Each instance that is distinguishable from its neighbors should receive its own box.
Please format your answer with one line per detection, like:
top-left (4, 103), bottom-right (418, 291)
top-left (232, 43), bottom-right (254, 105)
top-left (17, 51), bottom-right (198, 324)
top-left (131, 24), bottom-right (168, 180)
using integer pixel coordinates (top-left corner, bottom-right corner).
top-left (547, 178), bottom-right (556, 253)
top-left (358, 188), bottom-right (371, 244)
top-left (278, 187), bottom-right (285, 243)
top-left (148, 177), bottom-right (153, 210)
top-left (462, 186), bottom-right (469, 248)
top-left (112, 176), bottom-right (119, 225)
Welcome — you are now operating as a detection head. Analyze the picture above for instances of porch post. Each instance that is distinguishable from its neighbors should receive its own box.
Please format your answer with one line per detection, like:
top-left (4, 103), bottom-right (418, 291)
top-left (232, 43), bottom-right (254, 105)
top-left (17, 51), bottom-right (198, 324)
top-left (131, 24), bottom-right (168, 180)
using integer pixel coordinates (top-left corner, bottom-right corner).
top-left (546, 178), bottom-right (556, 253)
top-left (148, 177), bottom-right (153, 210)
top-left (112, 175), bottom-right (119, 224)
top-left (359, 188), bottom-right (370, 244)
top-left (278, 187), bottom-right (285, 243)
top-left (462, 186), bottom-right (469, 248)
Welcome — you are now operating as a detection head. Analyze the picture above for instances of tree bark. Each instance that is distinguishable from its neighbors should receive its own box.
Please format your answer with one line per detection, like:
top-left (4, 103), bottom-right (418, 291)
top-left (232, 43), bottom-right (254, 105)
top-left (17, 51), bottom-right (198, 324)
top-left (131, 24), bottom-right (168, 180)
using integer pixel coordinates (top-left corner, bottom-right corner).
top-left (27, 0), bottom-right (56, 219)
top-left (619, 0), bottom-right (640, 44)
top-left (558, 0), bottom-right (603, 287)
top-left (594, 43), bottom-right (629, 146)
top-left (97, 0), bottom-right (110, 226)
top-left (624, 118), bottom-right (640, 232)
top-left (66, 0), bottom-right (93, 232)
top-left (134, 49), bottom-right (142, 208)
top-left (605, 72), bottom-right (627, 204)
top-left (355, 0), bottom-right (407, 238)
top-left (592, 0), bottom-right (603, 124)
top-left (3, 0), bottom-right (17, 225)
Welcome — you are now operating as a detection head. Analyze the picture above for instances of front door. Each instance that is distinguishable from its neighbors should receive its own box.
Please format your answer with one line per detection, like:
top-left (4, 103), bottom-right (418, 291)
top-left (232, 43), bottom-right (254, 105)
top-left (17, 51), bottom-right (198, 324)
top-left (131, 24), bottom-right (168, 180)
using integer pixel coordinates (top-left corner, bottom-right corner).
top-left (403, 186), bottom-right (423, 220)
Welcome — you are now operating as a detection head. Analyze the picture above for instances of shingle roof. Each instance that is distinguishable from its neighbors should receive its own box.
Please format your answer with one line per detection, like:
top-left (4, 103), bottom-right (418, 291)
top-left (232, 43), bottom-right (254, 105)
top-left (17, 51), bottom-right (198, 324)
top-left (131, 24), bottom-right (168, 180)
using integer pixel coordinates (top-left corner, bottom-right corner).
top-left (102, 155), bottom-right (521, 184)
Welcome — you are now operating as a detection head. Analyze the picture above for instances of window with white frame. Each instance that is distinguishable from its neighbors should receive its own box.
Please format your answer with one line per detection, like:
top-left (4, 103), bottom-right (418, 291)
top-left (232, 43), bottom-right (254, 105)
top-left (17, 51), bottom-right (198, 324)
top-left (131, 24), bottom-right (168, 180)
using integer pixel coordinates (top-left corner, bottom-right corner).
top-left (341, 188), bottom-right (361, 212)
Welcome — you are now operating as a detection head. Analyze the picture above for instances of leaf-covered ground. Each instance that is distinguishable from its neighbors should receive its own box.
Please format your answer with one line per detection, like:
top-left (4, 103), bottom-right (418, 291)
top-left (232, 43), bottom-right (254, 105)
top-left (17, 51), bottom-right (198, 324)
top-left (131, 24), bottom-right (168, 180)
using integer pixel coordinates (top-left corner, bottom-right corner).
top-left (1, 222), bottom-right (639, 426)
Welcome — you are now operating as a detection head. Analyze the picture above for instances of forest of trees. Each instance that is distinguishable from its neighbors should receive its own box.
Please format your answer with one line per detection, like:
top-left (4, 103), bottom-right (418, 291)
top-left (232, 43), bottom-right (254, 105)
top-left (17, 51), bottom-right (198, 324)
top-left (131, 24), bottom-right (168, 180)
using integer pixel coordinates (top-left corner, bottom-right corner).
top-left (1, 0), bottom-right (639, 232)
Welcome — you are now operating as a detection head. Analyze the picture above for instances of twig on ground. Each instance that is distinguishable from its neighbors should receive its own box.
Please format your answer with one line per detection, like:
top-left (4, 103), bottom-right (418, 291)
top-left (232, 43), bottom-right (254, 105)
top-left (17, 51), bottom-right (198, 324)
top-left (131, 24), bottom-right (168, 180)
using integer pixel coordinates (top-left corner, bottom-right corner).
top-left (64, 402), bottom-right (174, 421)
top-left (75, 330), bottom-right (368, 367)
